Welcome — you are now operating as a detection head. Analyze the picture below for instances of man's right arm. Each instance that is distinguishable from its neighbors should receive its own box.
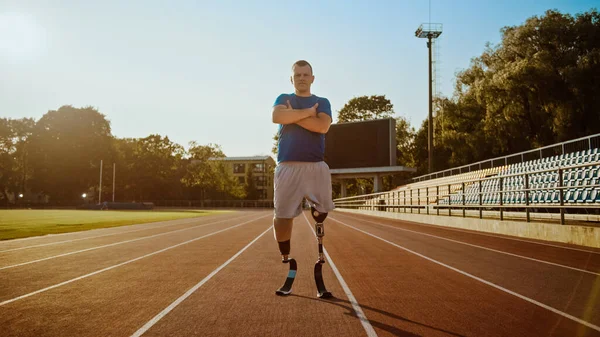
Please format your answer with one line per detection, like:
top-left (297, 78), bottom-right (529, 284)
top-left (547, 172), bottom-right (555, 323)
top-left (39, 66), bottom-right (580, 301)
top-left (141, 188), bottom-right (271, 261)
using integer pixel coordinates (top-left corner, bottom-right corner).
top-left (272, 101), bottom-right (317, 125)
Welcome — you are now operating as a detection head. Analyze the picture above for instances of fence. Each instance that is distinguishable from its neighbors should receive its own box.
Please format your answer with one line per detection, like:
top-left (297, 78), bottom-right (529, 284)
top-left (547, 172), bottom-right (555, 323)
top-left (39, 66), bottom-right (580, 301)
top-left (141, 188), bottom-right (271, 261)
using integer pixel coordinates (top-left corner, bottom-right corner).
top-left (334, 159), bottom-right (600, 225)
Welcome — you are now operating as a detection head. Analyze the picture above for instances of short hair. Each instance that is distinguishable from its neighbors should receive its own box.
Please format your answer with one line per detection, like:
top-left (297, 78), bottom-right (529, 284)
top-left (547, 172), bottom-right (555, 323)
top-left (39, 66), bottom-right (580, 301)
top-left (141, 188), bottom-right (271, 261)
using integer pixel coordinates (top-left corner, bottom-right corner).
top-left (292, 60), bottom-right (313, 74)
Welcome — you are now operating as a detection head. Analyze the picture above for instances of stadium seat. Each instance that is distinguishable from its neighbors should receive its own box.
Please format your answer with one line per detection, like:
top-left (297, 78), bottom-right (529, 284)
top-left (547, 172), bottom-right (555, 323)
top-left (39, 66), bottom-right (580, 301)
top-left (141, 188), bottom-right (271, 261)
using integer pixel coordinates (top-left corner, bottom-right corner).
top-left (588, 189), bottom-right (598, 203)
top-left (540, 191), bottom-right (552, 203)
top-left (389, 147), bottom-right (599, 209)
top-left (576, 189), bottom-right (589, 203)
top-left (563, 190), bottom-right (572, 203)
top-left (550, 190), bottom-right (560, 203)
top-left (507, 192), bottom-right (515, 204)
top-left (583, 178), bottom-right (591, 188)
top-left (568, 190), bottom-right (580, 203)
top-left (583, 169), bottom-right (591, 179)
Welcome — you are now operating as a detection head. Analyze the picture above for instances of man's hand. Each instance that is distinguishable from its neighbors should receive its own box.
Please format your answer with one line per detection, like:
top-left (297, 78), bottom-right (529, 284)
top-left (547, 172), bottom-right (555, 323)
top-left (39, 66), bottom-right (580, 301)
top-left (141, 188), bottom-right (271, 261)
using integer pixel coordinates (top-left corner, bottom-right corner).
top-left (272, 100), bottom-right (318, 124)
top-left (308, 102), bottom-right (319, 117)
top-left (287, 100), bottom-right (318, 117)
top-left (295, 111), bottom-right (332, 134)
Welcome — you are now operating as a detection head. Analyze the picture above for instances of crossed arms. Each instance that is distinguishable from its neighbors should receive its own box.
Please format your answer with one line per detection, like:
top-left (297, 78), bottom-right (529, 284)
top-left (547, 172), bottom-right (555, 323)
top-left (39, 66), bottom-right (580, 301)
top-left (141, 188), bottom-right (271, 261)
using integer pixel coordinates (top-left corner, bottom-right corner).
top-left (271, 100), bottom-right (332, 134)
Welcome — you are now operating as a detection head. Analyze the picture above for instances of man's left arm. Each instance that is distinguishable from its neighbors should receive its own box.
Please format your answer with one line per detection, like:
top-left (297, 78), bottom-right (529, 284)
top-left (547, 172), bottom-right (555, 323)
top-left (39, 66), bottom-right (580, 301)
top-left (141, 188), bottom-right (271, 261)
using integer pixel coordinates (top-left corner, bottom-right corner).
top-left (295, 98), bottom-right (332, 134)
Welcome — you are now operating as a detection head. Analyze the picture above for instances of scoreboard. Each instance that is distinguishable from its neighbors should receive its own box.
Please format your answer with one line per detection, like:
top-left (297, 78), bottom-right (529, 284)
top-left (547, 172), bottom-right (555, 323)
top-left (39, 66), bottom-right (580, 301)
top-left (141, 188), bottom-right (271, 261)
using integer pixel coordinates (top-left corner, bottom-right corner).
top-left (324, 118), bottom-right (397, 169)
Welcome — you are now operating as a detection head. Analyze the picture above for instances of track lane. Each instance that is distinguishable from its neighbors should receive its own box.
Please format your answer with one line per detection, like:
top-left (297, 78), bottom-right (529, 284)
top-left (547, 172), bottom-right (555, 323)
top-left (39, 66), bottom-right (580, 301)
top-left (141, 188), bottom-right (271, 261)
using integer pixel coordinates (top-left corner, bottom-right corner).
top-left (333, 212), bottom-right (600, 273)
top-left (0, 212), bottom-right (269, 303)
top-left (0, 214), bottom-right (272, 337)
top-left (1, 209), bottom-right (598, 337)
top-left (327, 213), bottom-right (600, 336)
top-left (131, 210), bottom-right (373, 337)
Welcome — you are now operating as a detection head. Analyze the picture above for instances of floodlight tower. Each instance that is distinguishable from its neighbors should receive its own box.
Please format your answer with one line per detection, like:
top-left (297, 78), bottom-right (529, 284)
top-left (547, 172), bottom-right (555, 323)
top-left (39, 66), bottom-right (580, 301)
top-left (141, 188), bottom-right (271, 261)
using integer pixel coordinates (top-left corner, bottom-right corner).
top-left (415, 23), bottom-right (442, 173)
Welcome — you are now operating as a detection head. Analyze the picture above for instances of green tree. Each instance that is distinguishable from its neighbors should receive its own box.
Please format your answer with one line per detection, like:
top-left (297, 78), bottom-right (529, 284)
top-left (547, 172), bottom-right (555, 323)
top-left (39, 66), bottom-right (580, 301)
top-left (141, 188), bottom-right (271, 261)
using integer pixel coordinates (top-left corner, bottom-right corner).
top-left (337, 95), bottom-right (395, 123)
top-left (112, 137), bottom-right (138, 201)
top-left (28, 105), bottom-right (114, 201)
top-left (272, 132), bottom-right (279, 157)
top-left (181, 143), bottom-right (243, 201)
top-left (244, 166), bottom-right (259, 200)
top-left (123, 134), bottom-right (185, 201)
top-left (0, 118), bottom-right (35, 203)
top-left (395, 115), bottom-right (416, 168)
top-left (433, 8), bottom-right (600, 169)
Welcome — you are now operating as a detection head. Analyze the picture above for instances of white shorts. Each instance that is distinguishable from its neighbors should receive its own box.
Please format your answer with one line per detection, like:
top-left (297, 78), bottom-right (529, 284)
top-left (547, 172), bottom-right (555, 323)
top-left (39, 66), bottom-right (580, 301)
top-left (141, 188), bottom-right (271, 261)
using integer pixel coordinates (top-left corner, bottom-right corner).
top-left (273, 161), bottom-right (335, 219)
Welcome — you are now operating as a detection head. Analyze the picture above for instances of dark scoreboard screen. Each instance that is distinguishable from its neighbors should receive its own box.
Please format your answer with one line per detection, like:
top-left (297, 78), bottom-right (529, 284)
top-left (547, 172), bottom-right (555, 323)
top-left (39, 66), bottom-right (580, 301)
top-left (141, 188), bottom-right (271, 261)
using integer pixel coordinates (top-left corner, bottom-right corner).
top-left (324, 118), bottom-right (397, 169)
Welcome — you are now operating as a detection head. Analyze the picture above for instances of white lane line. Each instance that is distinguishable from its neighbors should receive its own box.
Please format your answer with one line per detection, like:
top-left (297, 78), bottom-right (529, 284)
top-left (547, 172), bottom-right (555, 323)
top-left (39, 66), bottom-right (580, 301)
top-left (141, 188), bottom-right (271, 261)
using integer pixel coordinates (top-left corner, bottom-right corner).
top-left (330, 217), bottom-right (600, 333)
top-left (0, 213), bottom-right (270, 307)
top-left (332, 214), bottom-right (599, 276)
top-left (302, 212), bottom-right (378, 337)
top-left (0, 214), bottom-right (255, 270)
top-left (130, 226), bottom-right (272, 337)
top-left (0, 213), bottom-right (247, 253)
top-left (338, 212), bottom-right (600, 255)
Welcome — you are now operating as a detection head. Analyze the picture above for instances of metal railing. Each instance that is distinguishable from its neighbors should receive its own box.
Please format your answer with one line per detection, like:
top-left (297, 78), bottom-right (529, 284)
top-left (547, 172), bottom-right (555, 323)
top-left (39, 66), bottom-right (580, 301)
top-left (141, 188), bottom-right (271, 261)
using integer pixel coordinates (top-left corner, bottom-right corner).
top-left (412, 133), bottom-right (600, 183)
top-left (334, 160), bottom-right (600, 225)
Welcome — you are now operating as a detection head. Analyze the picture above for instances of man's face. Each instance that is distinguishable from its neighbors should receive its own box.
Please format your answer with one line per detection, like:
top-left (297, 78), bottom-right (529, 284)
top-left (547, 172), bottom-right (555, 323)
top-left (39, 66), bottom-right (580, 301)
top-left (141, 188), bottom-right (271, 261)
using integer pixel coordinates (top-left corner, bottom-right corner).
top-left (291, 65), bottom-right (314, 92)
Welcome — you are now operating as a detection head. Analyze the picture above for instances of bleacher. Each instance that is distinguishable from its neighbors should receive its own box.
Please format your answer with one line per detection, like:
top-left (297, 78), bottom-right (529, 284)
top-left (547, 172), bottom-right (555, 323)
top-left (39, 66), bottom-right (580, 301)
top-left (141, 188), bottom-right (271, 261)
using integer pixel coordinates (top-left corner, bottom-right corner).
top-left (389, 148), bottom-right (600, 207)
top-left (333, 132), bottom-right (600, 226)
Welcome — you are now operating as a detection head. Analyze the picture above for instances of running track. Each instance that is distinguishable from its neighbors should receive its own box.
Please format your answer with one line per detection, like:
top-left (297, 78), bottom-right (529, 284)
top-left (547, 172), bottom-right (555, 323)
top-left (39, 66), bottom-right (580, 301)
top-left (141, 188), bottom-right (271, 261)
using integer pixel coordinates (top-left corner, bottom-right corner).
top-left (1, 209), bottom-right (599, 337)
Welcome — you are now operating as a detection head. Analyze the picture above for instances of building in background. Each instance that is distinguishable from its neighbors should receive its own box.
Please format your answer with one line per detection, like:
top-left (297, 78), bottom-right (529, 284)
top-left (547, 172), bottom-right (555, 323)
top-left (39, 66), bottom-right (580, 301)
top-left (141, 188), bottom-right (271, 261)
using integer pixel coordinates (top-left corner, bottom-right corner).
top-left (209, 156), bottom-right (276, 201)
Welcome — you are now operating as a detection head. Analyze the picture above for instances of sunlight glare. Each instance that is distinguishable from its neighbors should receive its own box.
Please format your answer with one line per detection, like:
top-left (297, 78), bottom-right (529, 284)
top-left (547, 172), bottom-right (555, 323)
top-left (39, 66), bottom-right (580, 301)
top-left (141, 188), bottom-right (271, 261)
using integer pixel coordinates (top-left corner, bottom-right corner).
top-left (0, 12), bottom-right (46, 63)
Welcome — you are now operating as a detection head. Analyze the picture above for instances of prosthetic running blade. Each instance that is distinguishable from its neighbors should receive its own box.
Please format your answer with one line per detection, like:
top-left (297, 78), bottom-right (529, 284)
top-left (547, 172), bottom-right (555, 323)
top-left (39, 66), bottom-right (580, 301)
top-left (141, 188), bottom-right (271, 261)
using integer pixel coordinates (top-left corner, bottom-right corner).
top-left (314, 258), bottom-right (332, 298)
top-left (275, 258), bottom-right (297, 296)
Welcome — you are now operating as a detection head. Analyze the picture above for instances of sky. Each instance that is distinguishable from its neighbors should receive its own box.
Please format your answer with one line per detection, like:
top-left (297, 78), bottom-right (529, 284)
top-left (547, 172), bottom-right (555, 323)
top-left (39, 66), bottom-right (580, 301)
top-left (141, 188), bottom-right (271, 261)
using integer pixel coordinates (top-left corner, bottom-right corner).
top-left (1, 0), bottom-right (597, 158)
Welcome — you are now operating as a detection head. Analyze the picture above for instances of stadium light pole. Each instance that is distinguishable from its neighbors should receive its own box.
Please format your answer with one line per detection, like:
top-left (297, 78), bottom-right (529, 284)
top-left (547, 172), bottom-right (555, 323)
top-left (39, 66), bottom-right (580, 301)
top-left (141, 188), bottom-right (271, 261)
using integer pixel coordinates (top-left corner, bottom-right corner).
top-left (415, 23), bottom-right (442, 173)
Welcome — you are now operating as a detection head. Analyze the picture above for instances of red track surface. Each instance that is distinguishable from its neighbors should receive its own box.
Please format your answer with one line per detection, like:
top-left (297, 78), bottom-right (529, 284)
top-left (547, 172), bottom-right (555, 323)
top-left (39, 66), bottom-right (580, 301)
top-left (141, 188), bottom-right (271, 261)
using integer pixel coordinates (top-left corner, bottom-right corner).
top-left (1, 209), bottom-right (599, 337)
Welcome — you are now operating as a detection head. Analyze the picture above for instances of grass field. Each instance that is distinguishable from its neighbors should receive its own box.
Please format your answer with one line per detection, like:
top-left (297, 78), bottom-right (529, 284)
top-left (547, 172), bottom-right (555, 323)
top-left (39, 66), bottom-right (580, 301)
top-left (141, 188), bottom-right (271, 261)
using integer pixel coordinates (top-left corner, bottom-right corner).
top-left (0, 209), bottom-right (229, 241)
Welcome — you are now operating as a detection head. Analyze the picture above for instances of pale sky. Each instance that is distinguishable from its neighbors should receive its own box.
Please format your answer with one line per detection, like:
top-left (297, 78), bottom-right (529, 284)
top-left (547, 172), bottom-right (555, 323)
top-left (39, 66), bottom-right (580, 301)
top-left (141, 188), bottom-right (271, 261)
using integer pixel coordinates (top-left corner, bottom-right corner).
top-left (1, 0), bottom-right (596, 157)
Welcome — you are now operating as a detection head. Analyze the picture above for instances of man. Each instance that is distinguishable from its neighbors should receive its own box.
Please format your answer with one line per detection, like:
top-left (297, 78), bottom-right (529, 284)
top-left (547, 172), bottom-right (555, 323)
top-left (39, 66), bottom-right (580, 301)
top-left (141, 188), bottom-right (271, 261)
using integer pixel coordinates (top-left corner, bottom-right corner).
top-left (271, 60), bottom-right (335, 262)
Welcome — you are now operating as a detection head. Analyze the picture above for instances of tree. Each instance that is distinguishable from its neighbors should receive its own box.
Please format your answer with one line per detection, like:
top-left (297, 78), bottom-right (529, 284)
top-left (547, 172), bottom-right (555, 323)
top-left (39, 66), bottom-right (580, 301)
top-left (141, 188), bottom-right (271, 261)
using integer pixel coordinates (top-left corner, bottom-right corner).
top-left (118, 134), bottom-right (185, 201)
top-left (0, 118), bottom-right (35, 204)
top-left (181, 142), bottom-right (243, 201)
top-left (112, 137), bottom-right (138, 201)
top-left (272, 132), bottom-right (279, 157)
top-left (244, 165), bottom-right (260, 200)
top-left (395, 115), bottom-right (416, 168)
top-left (337, 95), bottom-right (395, 123)
top-left (435, 8), bottom-right (600, 167)
top-left (28, 105), bottom-right (114, 201)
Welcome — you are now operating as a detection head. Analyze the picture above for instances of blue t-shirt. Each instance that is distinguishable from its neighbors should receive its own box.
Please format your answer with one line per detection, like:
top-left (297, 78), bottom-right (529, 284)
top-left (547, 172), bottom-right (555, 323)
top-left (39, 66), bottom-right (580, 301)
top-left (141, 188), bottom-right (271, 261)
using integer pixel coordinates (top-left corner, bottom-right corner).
top-left (273, 93), bottom-right (332, 163)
